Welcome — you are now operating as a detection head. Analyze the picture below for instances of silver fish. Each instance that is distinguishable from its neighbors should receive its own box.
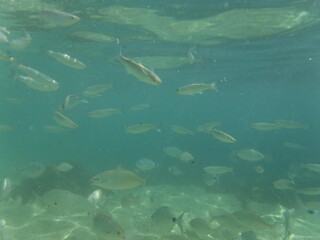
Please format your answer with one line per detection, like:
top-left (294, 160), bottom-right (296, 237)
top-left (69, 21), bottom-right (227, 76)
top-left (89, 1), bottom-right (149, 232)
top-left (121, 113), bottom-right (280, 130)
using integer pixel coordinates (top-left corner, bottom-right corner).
top-left (119, 55), bottom-right (162, 85)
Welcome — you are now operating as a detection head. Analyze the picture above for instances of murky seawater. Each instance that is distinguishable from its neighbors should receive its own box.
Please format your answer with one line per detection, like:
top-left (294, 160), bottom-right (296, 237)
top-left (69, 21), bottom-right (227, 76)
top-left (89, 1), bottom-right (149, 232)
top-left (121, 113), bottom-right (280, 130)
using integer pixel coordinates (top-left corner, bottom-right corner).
top-left (0, 0), bottom-right (320, 239)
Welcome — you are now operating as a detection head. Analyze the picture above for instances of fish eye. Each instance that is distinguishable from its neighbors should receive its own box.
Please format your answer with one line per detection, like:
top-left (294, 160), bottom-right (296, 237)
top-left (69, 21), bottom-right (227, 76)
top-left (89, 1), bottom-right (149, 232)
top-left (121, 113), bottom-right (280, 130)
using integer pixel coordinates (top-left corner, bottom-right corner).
top-left (172, 217), bottom-right (177, 222)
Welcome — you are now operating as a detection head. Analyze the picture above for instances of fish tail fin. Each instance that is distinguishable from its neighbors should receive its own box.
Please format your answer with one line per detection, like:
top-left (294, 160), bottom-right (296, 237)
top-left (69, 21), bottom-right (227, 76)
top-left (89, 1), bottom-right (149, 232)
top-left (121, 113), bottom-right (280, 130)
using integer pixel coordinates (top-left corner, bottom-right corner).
top-left (211, 82), bottom-right (218, 92)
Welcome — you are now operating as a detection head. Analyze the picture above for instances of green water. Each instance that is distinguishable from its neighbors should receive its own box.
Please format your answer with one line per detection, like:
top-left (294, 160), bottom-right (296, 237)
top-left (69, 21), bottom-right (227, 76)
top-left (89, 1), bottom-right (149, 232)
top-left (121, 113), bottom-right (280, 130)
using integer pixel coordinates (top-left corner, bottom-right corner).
top-left (0, 0), bottom-right (320, 240)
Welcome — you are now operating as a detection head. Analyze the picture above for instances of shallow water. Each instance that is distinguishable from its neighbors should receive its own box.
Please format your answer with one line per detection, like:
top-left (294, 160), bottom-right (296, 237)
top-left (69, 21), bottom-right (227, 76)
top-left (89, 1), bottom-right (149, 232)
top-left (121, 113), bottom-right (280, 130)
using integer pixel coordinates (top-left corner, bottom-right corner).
top-left (0, 0), bottom-right (320, 239)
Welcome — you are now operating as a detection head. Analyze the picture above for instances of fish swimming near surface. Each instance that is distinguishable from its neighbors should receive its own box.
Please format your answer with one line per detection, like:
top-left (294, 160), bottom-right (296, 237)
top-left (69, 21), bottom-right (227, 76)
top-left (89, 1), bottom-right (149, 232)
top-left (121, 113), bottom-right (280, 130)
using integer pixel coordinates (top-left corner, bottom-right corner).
top-left (119, 55), bottom-right (162, 85)
top-left (177, 82), bottom-right (218, 95)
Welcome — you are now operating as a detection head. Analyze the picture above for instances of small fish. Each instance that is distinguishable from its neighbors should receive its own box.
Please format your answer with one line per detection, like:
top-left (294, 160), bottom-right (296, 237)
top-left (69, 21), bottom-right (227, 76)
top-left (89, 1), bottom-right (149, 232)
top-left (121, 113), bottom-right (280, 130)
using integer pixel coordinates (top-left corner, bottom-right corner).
top-left (189, 218), bottom-right (218, 237)
top-left (53, 111), bottom-right (77, 128)
top-left (236, 149), bottom-right (264, 162)
top-left (16, 75), bottom-right (56, 92)
top-left (55, 162), bottom-right (73, 172)
top-left (171, 125), bottom-right (194, 136)
top-left (209, 129), bottom-right (236, 143)
top-left (151, 206), bottom-right (184, 234)
top-left (203, 166), bottom-right (233, 175)
top-left (130, 103), bottom-right (150, 111)
top-left (5, 98), bottom-right (26, 104)
top-left (16, 65), bottom-right (59, 91)
top-left (43, 125), bottom-right (67, 133)
top-left (177, 82), bottom-right (217, 95)
top-left (284, 142), bottom-right (305, 150)
top-left (119, 55), bottom-right (162, 85)
top-left (37, 10), bottom-right (80, 28)
top-left (48, 50), bottom-right (86, 69)
top-left (0, 50), bottom-right (15, 62)
top-left (273, 179), bottom-right (294, 190)
top-left (179, 151), bottom-right (194, 163)
top-left (251, 122), bottom-right (280, 131)
top-left (295, 187), bottom-right (320, 196)
top-left (163, 146), bottom-right (182, 158)
top-left (69, 31), bottom-right (118, 43)
top-left (0, 124), bottom-right (13, 131)
top-left (91, 168), bottom-right (145, 190)
top-left (274, 120), bottom-right (308, 129)
top-left (0, 30), bottom-right (9, 43)
top-left (88, 109), bottom-right (122, 118)
top-left (92, 213), bottom-right (125, 240)
top-left (9, 32), bottom-right (32, 50)
top-left (125, 123), bottom-right (157, 134)
top-left (132, 55), bottom-right (193, 70)
top-left (253, 165), bottom-right (264, 174)
top-left (0, 178), bottom-right (12, 198)
top-left (61, 94), bottom-right (88, 110)
top-left (87, 189), bottom-right (103, 207)
top-left (196, 121), bottom-right (221, 133)
top-left (21, 162), bottom-right (46, 178)
top-left (301, 163), bottom-right (320, 173)
top-left (136, 158), bottom-right (156, 171)
top-left (82, 84), bottom-right (113, 97)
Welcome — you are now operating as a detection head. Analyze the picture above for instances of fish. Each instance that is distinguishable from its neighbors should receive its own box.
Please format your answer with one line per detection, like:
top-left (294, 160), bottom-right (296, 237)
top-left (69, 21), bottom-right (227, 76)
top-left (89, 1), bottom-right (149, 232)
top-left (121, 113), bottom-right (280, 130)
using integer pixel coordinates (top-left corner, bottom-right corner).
top-left (163, 146), bottom-right (183, 158)
top-left (53, 111), bottom-right (78, 128)
top-left (0, 124), bottom-right (13, 131)
top-left (16, 65), bottom-right (59, 91)
top-left (16, 75), bottom-right (56, 92)
top-left (177, 82), bottom-right (217, 95)
top-left (284, 142), bottom-right (305, 150)
top-left (236, 149), bottom-right (264, 162)
top-left (209, 129), bottom-right (236, 143)
top-left (21, 162), bottom-right (46, 178)
top-left (130, 103), bottom-right (150, 111)
top-left (91, 168), bottom-right (145, 190)
top-left (132, 55), bottom-right (194, 70)
top-left (69, 31), bottom-right (118, 43)
top-left (179, 151), bottom-right (194, 163)
top-left (43, 125), bottom-right (67, 133)
top-left (92, 213), bottom-right (125, 240)
top-left (0, 178), bottom-right (12, 198)
top-left (251, 122), bottom-right (280, 131)
top-left (87, 189), bottom-right (104, 207)
top-left (203, 166), bottom-right (233, 175)
top-left (36, 10), bottom-right (80, 28)
top-left (273, 179), bottom-right (294, 190)
top-left (151, 206), bottom-right (184, 234)
top-left (189, 218), bottom-right (218, 237)
top-left (47, 50), bottom-right (86, 69)
top-left (119, 55), bottom-right (162, 85)
top-left (301, 163), bottom-right (320, 173)
top-left (0, 29), bottom-right (9, 43)
top-left (171, 125), bottom-right (194, 136)
top-left (125, 123), bottom-right (157, 134)
top-left (253, 165), bottom-right (264, 174)
top-left (5, 98), bottom-right (26, 104)
top-left (274, 119), bottom-right (308, 129)
top-left (61, 95), bottom-right (88, 110)
top-left (55, 162), bottom-right (73, 172)
top-left (136, 158), bottom-right (156, 171)
top-left (88, 109), bottom-right (122, 118)
top-left (0, 50), bottom-right (15, 62)
top-left (9, 32), bottom-right (32, 50)
top-left (295, 187), bottom-right (320, 196)
top-left (82, 84), bottom-right (113, 97)
top-left (196, 121), bottom-right (221, 133)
